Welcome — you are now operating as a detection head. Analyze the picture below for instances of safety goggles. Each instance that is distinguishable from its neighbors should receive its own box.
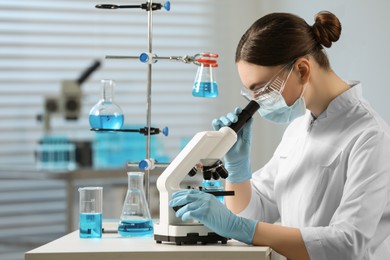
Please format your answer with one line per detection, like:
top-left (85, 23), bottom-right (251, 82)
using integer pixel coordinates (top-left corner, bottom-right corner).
top-left (241, 61), bottom-right (295, 102)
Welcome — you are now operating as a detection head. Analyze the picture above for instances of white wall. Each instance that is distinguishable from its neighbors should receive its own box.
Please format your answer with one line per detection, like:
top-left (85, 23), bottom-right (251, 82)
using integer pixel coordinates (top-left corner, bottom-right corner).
top-left (213, 0), bottom-right (390, 170)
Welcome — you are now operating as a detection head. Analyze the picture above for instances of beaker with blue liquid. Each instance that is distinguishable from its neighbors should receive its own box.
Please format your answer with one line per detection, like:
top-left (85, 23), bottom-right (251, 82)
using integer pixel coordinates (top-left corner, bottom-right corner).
top-left (89, 79), bottom-right (124, 130)
top-left (78, 187), bottom-right (103, 238)
top-left (192, 53), bottom-right (218, 98)
top-left (118, 172), bottom-right (153, 237)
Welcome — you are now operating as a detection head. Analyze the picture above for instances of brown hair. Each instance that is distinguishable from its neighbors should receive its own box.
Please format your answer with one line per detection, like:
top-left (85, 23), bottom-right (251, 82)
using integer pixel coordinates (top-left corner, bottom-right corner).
top-left (235, 11), bottom-right (342, 69)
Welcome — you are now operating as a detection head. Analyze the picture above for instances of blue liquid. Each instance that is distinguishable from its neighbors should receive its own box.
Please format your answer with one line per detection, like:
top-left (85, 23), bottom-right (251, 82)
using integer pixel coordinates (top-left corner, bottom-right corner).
top-left (192, 81), bottom-right (218, 98)
top-left (202, 180), bottom-right (224, 203)
top-left (89, 114), bottom-right (124, 129)
top-left (79, 213), bottom-right (102, 238)
top-left (118, 219), bottom-right (153, 237)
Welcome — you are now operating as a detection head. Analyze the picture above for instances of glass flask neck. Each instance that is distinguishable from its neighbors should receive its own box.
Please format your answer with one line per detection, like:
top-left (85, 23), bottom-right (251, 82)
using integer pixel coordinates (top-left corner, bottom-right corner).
top-left (101, 79), bottom-right (115, 102)
top-left (127, 172), bottom-right (144, 191)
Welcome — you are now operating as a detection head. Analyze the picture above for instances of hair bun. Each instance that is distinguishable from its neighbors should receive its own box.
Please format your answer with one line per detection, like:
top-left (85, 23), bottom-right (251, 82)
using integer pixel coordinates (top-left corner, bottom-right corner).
top-left (312, 11), bottom-right (341, 48)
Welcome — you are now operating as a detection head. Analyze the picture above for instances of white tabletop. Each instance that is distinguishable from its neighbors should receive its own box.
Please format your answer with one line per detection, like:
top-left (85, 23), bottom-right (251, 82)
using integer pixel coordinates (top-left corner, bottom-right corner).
top-left (25, 230), bottom-right (272, 260)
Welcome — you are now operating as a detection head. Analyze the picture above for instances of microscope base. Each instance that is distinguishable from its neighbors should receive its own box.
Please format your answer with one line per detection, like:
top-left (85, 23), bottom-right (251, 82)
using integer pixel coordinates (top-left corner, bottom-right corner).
top-left (154, 233), bottom-right (228, 245)
top-left (154, 223), bottom-right (228, 245)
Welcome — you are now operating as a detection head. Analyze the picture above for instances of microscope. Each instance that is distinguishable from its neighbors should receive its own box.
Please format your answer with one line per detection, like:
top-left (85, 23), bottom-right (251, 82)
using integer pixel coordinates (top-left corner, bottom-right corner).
top-left (39, 60), bottom-right (101, 133)
top-left (154, 100), bottom-right (260, 245)
top-left (35, 60), bottom-right (101, 170)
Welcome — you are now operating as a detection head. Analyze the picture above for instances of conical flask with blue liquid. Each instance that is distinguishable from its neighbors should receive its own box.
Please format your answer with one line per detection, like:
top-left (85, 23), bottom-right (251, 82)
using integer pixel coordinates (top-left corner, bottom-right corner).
top-left (118, 172), bottom-right (154, 237)
top-left (89, 79), bottom-right (124, 130)
top-left (192, 53), bottom-right (219, 98)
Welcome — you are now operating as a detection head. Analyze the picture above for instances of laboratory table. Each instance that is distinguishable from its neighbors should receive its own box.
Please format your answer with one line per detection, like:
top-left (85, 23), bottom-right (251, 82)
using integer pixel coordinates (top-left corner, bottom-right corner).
top-left (25, 230), bottom-right (273, 260)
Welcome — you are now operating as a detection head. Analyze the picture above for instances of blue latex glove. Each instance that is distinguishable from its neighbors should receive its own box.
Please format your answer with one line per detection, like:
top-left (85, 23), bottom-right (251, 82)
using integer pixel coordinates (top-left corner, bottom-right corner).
top-left (169, 189), bottom-right (258, 244)
top-left (212, 107), bottom-right (253, 183)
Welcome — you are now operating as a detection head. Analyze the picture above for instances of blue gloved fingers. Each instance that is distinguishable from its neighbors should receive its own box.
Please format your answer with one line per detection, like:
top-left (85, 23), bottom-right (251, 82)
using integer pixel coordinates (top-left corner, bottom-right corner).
top-left (218, 115), bottom-right (232, 126)
top-left (225, 112), bottom-right (239, 124)
top-left (178, 203), bottom-right (212, 222)
top-left (172, 191), bottom-right (211, 220)
top-left (212, 118), bottom-right (223, 131)
top-left (213, 116), bottom-right (233, 128)
top-left (181, 206), bottom-right (210, 222)
top-left (181, 211), bottom-right (194, 222)
top-left (175, 199), bottom-right (204, 220)
top-left (234, 107), bottom-right (243, 115)
top-left (171, 189), bottom-right (197, 199)
top-left (177, 193), bottom-right (215, 221)
top-left (169, 190), bottom-right (200, 208)
top-left (212, 107), bottom-right (242, 130)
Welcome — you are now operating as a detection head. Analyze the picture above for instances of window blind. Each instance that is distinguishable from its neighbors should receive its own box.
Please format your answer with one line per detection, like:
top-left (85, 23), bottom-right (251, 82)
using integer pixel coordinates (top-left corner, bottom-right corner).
top-left (0, 1), bottom-right (221, 259)
top-left (0, 0), bottom-right (220, 166)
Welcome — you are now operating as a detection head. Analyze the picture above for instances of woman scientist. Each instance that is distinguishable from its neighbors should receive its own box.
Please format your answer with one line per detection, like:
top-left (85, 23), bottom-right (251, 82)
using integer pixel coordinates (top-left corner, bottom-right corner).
top-left (169, 11), bottom-right (390, 260)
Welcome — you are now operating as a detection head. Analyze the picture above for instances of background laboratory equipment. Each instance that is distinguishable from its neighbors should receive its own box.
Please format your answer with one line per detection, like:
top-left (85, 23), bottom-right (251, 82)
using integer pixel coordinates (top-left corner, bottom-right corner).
top-left (89, 79), bottom-right (124, 130)
top-left (35, 135), bottom-right (76, 170)
top-left (118, 172), bottom-right (153, 237)
top-left (37, 60), bottom-right (101, 133)
top-left (92, 128), bottom-right (169, 169)
top-left (94, 0), bottom-right (221, 211)
top-left (34, 60), bottom-right (100, 170)
top-left (78, 187), bottom-right (103, 238)
top-left (192, 53), bottom-right (219, 98)
top-left (94, 2), bottom-right (171, 209)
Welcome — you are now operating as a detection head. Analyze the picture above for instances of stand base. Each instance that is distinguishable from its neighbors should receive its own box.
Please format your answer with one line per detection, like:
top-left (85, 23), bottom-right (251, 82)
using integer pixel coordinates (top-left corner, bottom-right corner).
top-left (154, 232), bottom-right (228, 245)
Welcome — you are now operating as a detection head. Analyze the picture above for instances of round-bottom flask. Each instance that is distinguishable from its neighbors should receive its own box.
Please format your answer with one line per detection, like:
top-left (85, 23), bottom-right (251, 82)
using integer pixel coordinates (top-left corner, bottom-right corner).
top-left (89, 79), bottom-right (124, 130)
top-left (118, 172), bottom-right (153, 237)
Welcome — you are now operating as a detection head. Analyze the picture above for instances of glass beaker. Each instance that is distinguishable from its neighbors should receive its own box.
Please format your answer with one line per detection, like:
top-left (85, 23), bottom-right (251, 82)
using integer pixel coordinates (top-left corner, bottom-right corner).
top-left (89, 79), bottom-right (124, 130)
top-left (192, 53), bottom-right (219, 98)
top-left (78, 187), bottom-right (103, 238)
top-left (118, 172), bottom-right (153, 237)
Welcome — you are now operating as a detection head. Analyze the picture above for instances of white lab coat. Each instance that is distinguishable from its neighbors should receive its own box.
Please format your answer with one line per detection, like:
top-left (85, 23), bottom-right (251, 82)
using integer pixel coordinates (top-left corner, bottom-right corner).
top-left (238, 82), bottom-right (390, 259)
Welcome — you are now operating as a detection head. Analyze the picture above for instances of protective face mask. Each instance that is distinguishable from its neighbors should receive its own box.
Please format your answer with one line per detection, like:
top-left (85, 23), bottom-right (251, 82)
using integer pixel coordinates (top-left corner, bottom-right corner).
top-left (258, 90), bottom-right (306, 124)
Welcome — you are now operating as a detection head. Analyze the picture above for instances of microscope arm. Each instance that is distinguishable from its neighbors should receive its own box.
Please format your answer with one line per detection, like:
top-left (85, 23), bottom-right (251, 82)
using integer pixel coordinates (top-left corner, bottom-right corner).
top-left (156, 126), bottom-right (237, 227)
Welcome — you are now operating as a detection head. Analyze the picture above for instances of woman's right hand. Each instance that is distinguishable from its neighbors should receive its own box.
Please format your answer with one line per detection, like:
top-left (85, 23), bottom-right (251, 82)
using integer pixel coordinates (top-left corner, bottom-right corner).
top-left (212, 107), bottom-right (253, 183)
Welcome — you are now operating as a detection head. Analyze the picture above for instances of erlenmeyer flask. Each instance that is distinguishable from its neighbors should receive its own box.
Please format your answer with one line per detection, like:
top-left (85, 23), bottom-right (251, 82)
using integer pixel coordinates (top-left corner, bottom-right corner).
top-left (118, 172), bottom-right (154, 237)
top-left (89, 79), bottom-right (124, 130)
top-left (192, 53), bottom-right (219, 98)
